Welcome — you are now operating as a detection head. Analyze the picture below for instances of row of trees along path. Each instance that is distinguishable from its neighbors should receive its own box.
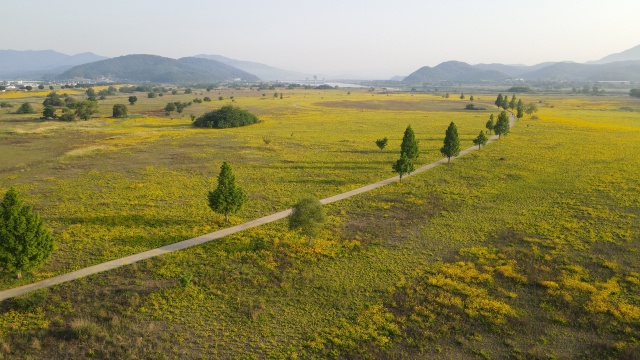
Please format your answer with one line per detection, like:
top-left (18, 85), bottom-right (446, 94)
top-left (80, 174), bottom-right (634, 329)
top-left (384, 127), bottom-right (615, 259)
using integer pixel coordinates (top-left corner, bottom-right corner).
top-left (0, 108), bottom-right (515, 301)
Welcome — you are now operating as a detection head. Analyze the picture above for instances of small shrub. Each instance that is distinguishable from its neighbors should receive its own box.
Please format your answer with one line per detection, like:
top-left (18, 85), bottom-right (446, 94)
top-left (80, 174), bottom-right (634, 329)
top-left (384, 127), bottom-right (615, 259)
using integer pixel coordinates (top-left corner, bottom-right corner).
top-left (203, 97), bottom-right (211, 102)
top-left (263, 136), bottom-right (272, 145)
top-left (531, 115), bottom-right (539, 120)
top-left (16, 102), bottom-right (35, 114)
top-left (112, 104), bottom-right (128, 118)
top-left (180, 273), bottom-right (193, 287)
top-left (0, 102), bottom-right (13, 108)
top-left (70, 318), bottom-right (99, 339)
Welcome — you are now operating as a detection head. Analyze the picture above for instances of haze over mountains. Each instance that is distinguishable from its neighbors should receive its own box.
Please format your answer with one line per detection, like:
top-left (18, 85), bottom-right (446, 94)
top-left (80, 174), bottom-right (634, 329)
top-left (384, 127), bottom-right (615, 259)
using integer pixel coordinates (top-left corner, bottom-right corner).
top-left (0, 50), bottom-right (107, 78)
top-left (194, 54), bottom-right (310, 81)
top-left (2, 43), bottom-right (640, 83)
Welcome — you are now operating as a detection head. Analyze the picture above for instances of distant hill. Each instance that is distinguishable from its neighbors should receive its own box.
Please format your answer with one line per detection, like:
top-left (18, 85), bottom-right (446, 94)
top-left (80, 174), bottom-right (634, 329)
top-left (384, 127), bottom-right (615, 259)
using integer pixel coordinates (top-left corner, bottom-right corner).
top-left (587, 44), bottom-right (640, 64)
top-left (57, 55), bottom-right (260, 83)
top-left (195, 54), bottom-right (309, 81)
top-left (0, 50), bottom-right (107, 78)
top-left (403, 61), bottom-right (510, 83)
top-left (473, 62), bottom-right (564, 77)
top-left (520, 60), bottom-right (640, 81)
top-left (390, 75), bottom-right (405, 81)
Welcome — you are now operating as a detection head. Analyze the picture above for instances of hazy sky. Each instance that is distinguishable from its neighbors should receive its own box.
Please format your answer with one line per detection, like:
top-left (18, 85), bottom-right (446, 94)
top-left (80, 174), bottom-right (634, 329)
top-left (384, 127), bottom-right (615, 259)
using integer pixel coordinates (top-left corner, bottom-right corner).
top-left (2, 0), bottom-right (639, 78)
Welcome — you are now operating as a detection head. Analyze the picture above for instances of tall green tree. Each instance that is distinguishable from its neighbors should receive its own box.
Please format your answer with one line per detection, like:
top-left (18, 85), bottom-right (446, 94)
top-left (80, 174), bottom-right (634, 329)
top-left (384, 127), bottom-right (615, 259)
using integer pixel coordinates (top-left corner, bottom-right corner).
top-left (525, 103), bottom-right (538, 116)
top-left (392, 154), bottom-right (415, 182)
top-left (440, 122), bottom-right (461, 163)
top-left (516, 99), bottom-right (524, 119)
top-left (486, 114), bottom-right (495, 134)
top-left (501, 96), bottom-right (509, 110)
top-left (460, 92), bottom-right (465, 100)
top-left (128, 96), bottom-right (138, 105)
top-left (208, 162), bottom-right (247, 222)
top-left (509, 94), bottom-right (517, 110)
top-left (494, 111), bottom-right (510, 138)
top-left (495, 94), bottom-right (503, 107)
top-left (0, 188), bottom-right (54, 279)
top-left (470, 95), bottom-right (474, 101)
top-left (86, 88), bottom-right (96, 98)
top-left (473, 131), bottom-right (488, 149)
top-left (400, 125), bottom-right (419, 160)
top-left (288, 198), bottom-right (327, 245)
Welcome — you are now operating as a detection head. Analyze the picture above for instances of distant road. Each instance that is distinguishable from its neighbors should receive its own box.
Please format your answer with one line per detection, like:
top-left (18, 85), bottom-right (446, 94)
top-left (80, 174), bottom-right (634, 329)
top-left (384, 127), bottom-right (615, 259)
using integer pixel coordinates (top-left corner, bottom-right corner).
top-left (0, 109), bottom-right (515, 301)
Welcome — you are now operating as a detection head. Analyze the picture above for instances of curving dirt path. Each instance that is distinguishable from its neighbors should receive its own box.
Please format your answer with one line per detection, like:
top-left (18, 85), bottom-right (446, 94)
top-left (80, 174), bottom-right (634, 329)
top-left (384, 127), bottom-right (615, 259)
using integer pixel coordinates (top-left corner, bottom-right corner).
top-left (0, 110), bottom-right (515, 301)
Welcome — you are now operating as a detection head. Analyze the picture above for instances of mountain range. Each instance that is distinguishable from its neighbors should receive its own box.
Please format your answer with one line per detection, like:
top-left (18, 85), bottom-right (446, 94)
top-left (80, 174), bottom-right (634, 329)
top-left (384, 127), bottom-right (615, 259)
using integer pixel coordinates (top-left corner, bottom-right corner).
top-left (57, 55), bottom-right (259, 83)
top-left (3, 43), bottom-right (640, 83)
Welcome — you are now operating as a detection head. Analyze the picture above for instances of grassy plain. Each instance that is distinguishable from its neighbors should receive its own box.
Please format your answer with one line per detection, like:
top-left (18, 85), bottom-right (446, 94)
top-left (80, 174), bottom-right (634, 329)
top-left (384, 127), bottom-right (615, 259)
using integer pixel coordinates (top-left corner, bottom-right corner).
top-left (1, 88), bottom-right (640, 359)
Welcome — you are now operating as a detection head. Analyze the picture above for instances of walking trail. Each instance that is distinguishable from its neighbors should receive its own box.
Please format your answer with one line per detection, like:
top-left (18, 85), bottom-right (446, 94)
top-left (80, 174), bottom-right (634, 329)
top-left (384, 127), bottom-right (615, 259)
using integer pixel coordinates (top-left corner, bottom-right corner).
top-left (0, 110), bottom-right (515, 301)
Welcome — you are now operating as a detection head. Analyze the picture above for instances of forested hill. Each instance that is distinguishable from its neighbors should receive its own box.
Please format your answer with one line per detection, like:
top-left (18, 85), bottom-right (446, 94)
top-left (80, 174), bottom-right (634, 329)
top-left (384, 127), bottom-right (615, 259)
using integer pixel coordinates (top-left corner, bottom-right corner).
top-left (57, 54), bottom-right (260, 83)
top-left (403, 61), bottom-right (510, 83)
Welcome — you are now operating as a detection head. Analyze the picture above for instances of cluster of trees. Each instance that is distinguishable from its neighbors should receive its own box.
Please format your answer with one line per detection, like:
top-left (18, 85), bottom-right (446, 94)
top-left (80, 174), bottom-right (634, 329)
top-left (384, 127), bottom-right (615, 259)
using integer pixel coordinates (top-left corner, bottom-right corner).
top-left (572, 86), bottom-right (605, 95)
top-left (631, 89), bottom-right (640, 98)
top-left (165, 101), bottom-right (192, 115)
top-left (389, 111), bottom-right (513, 180)
top-left (41, 95), bottom-right (99, 121)
top-left (193, 105), bottom-right (259, 128)
top-left (485, 111), bottom-right (511, 138)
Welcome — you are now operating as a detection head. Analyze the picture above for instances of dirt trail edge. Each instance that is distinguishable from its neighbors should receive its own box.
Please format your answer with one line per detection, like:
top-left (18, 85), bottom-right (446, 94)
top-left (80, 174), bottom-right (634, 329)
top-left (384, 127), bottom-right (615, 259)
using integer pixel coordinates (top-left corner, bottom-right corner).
top-left (0, 111), bottom-right (515, 301)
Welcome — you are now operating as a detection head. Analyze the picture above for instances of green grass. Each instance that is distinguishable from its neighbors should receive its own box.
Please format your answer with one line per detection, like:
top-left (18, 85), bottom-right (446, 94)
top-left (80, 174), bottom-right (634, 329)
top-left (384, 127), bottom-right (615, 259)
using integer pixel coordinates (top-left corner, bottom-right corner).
top-left (1, 90), bottom-right (639, 359)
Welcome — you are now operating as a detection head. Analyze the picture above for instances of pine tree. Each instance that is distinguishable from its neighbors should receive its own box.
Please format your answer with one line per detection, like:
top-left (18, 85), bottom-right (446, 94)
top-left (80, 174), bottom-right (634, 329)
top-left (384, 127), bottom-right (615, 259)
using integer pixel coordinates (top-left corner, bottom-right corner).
top-left (486, 114), bottom-right (495, 134)
top-left (392, 154), bottom-right (415, 182)
top-left (494, 111), bottom-right (510, 138)
top-left (440, 122), bottom-right (461, 163)
top-left (516, 99), bottom-right (524, 119)
top-left (501, 96), bottom-right (509, 110)
top-left (208, 162), bottom-right (247, 222)
top-left (509, 94), bottom-right (517, 110)
top-left (288, 198), bottom-right (327, 244)
top-left (0, 188), bottom-right (54, 278)
top-left (473, 131), bottom-right (488, 149)
top-left (400, 125), bottom-right (419, 160)
top-left (460, 92), bottom-right (465, 100)
top-left (495, 94), bottom-right (503, 107)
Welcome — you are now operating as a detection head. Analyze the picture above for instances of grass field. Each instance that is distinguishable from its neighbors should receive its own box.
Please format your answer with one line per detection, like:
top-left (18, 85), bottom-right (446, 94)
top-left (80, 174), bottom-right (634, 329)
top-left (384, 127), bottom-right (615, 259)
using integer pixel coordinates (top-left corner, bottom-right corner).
top-left (1, 88), bottom-right (639, 359)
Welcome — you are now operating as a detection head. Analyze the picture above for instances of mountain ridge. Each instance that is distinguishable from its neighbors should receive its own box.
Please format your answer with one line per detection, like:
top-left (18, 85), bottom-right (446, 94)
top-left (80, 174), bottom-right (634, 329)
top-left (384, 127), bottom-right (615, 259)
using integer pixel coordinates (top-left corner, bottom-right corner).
top-left (56, 54), bottom-right (260, 83)
top-left (403, 61), bottom-right (510, 83)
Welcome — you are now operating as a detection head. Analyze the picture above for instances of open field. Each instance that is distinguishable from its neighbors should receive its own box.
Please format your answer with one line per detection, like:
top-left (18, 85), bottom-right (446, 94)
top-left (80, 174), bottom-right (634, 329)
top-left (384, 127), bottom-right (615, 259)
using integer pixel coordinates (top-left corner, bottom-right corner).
top-left (1, 89), bottom-right (640, 359)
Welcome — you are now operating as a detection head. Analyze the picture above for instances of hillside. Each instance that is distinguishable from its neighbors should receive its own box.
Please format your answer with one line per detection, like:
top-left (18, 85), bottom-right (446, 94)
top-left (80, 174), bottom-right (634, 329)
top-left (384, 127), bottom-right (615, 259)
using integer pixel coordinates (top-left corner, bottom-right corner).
top-left (403, 61), bottom-right (510, 83)
top-left (587, 43), bottom-right (640, 64)
top-left (473, 62), bottom-right (563, 77)
top-left (195, 54), bottom-right (309, 81)
top-left (520, 60), bottom-right (640, 81)
top-left (0, 50), bottom-right (107, 78)
top-left (57, 54), bottom-right (260, 83)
